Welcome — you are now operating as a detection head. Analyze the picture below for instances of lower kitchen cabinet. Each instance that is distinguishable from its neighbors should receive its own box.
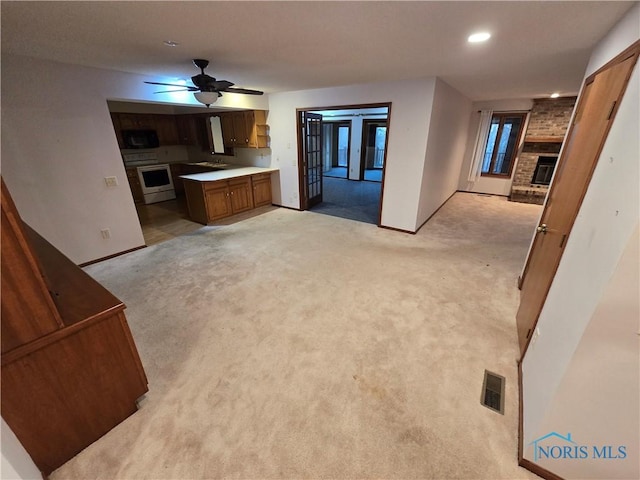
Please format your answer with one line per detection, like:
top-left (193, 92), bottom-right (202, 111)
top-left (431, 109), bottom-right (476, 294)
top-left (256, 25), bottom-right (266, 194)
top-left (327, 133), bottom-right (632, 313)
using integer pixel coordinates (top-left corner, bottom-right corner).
top-left (251, 173), bottom-right (272, 207)
top-left (228, 177), bottom-right (253, 214)
top-left (126, 168), bottom-right (144, 203)
top-left (204, 183), bottom-right (233, 221)
top-left (169, 164), bottom-right (185, 195)
top-left (183, 173), bottom-right (273, 224)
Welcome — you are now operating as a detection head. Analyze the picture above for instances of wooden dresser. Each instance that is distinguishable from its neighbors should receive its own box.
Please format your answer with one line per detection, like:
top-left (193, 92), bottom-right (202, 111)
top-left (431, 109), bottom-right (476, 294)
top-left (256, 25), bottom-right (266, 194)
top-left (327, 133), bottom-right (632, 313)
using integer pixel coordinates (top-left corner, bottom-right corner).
top-left (1, 179), bottom-right (148, 476)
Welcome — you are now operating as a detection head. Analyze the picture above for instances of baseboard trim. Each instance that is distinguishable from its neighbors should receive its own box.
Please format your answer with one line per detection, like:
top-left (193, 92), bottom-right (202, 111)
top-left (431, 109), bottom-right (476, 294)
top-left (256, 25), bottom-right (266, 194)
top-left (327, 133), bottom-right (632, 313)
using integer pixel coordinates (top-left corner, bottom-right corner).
top-left (379, 224), bottom-right (416, 234)
top-left (457, 189), bottom-right (510, 198)
top-left (272, 203), bottom-right (303, 211)
top-left (79, 245), bottom-right (146, 267)
top-left (519, 459), bottom-right (565, 480)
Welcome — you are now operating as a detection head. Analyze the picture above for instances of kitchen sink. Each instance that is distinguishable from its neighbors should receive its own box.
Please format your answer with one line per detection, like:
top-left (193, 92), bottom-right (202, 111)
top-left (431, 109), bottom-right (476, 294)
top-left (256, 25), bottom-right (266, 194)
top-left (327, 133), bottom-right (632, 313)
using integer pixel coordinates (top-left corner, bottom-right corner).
top-left (186, 162), bottom-right (230, 168)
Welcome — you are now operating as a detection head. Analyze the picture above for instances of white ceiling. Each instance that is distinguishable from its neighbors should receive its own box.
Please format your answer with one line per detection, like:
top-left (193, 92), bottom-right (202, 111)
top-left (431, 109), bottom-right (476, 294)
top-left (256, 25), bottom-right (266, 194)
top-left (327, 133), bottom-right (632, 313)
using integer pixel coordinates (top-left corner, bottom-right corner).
top-left (1, 1), bottom-right (634, 101)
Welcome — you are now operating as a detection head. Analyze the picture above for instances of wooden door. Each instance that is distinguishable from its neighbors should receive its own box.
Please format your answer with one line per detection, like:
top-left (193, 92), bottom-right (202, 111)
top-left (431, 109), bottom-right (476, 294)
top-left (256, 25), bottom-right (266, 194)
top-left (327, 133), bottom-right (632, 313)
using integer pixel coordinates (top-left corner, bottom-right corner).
top-left (300, 112), bottom-right (323, 208)
top-left (516, 48), bottom-right (638, 355)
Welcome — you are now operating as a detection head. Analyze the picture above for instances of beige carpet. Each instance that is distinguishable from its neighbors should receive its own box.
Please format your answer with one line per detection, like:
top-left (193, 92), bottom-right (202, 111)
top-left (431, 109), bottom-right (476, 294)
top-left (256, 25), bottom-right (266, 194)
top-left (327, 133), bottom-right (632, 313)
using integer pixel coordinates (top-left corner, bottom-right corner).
top-left (53, 192), bottom-right (542, 480)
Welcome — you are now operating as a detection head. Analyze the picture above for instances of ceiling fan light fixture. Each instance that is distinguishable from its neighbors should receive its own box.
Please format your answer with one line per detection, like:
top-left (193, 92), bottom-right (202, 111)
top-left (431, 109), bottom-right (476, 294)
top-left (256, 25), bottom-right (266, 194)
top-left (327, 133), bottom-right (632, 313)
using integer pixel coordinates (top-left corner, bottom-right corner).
top-left (194, 91), bottom-right (219, 106)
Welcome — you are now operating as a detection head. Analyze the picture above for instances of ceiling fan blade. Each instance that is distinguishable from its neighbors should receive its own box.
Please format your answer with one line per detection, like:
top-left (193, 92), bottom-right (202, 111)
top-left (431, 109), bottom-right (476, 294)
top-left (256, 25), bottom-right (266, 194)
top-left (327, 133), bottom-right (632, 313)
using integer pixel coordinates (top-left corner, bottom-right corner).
top-left (222, 87), bottom-right (264, 95)
top-left (209, 80), bottom-right (234, 90)
top-left (153, 89), bottom-right (192, 94)
top-left (145, 81), bottom-right (198, 91)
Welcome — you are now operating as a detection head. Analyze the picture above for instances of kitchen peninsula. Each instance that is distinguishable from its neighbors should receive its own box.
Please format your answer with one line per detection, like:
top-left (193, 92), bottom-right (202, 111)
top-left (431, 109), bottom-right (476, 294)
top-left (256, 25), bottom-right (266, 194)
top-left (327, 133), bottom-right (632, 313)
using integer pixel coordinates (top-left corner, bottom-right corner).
top-left (181, 166), bottom-right (278, 224)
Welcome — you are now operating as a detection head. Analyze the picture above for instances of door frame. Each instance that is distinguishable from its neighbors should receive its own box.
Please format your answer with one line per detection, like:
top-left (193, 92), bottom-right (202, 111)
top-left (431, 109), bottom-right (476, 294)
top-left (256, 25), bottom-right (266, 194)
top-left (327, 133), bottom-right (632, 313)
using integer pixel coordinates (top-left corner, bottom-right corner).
top-left (296, 102), bottom-right (392, 226)
top-left (359, 119), bottom-right (388, 181)
top-left (517, 41), bottom-right (639, 359)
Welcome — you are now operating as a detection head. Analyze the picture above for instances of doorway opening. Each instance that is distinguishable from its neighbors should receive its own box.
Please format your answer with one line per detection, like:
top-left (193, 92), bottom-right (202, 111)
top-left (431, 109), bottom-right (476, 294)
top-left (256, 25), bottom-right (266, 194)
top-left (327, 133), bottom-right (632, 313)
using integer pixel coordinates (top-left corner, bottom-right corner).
top-left (323, 121), bottom-right (351, 179)
top-left (361, 119), bottom-right (387, 182)
top-left (297, 104), bottom-right (391, 225)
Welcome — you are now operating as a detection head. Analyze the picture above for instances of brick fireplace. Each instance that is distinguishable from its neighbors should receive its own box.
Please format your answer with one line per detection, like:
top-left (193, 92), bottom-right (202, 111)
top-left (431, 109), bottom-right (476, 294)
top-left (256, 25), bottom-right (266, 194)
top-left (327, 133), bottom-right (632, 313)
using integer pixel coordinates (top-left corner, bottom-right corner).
top-left (510, 96), bottom-right (577, 204)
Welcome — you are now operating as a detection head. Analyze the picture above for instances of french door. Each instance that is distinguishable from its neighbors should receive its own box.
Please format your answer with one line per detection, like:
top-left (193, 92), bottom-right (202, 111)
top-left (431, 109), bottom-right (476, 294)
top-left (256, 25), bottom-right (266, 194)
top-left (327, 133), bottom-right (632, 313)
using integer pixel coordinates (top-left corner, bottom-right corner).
top-left (299, 112), bottom-right (323, 208)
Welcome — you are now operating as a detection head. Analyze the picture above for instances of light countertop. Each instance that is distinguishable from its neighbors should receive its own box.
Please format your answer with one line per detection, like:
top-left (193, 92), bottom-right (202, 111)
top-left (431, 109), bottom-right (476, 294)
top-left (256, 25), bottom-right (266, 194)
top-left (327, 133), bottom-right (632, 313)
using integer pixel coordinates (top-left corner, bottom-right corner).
top-left (180, 166), bottom-right (279, 182)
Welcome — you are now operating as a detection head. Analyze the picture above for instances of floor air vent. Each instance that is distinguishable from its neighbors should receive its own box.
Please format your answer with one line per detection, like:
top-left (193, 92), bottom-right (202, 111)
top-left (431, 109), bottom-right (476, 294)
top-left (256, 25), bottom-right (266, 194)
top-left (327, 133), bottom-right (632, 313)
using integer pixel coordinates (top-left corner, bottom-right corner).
top-left (481, 370), bottom-right (505, 414)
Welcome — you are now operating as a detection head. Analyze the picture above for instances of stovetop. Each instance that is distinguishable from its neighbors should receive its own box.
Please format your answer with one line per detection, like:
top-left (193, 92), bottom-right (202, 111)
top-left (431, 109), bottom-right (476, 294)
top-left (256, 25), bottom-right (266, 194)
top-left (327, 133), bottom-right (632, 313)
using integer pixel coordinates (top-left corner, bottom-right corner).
top-left (123, 152), bottom-right (158, 167)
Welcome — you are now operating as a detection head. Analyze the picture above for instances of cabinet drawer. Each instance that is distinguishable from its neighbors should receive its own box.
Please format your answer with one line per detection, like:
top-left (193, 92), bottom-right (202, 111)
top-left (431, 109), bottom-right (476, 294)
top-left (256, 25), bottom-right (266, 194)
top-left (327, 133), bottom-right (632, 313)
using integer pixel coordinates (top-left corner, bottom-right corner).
top-left (227, 176), bottom-right (251, 186)
top-left (203, 180), bottom-right (227, 192)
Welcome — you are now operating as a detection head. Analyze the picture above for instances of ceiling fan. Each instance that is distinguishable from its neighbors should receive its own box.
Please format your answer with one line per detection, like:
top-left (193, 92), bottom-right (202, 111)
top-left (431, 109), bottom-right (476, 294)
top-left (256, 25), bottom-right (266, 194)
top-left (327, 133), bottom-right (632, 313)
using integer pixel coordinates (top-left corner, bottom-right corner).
top-left (145, 59), bottom-right (264, 107)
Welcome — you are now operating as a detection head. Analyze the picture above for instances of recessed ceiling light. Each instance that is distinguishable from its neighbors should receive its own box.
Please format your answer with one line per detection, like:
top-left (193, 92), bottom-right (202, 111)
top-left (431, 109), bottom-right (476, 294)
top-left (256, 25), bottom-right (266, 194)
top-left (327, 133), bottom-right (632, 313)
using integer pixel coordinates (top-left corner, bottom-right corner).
top-left (550, 92), bottom-right (560, 98)
top-left (468, 32), bottom-right (491, 43)
top-left (163, 40), bottom-right (179, 47)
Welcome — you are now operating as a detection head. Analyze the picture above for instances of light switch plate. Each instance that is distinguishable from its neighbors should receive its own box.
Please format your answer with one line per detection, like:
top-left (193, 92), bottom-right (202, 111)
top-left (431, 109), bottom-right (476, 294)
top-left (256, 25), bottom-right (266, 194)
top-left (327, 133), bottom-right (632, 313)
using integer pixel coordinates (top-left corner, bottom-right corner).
top-left (104, 176), bottom-right (118, 187)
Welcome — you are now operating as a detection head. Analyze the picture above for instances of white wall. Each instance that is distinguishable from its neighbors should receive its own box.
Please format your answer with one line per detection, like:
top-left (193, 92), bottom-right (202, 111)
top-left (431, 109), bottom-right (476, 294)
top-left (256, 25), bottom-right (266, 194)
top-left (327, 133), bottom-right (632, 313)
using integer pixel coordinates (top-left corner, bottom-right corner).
top-left (529, 227), bottom-right (639, 479)
top-left (1, 420), bottom-right (41, 480)
top-left (457, 98), bottom-right (533, 196)
top-left (267, 78), bottom-right (436, 232)
top-left (416, 78), bottom-right (472, 226)
top-left (1, 53), bottom-right (268, 264)
top-left (521, 5), bottom-right (640, 478)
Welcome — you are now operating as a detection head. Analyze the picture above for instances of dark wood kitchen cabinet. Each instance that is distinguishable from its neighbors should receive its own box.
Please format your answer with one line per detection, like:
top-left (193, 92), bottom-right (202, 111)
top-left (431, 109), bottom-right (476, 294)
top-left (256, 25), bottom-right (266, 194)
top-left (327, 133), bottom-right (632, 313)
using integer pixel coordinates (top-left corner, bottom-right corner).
top-left (117, 113), bottom-right (156, 130)
top-left (0, 179), bottom-right (148, 476)
top-left (126, 167), bottom-right (144, 203)
top-left (170, 163), bottom-right (185, 195)
top-left (110, 113), bottom-right (125, 148)
top-left (176, 114), bottom-right (199, 145)
top-left (155, 114), bottom-right (180, 145)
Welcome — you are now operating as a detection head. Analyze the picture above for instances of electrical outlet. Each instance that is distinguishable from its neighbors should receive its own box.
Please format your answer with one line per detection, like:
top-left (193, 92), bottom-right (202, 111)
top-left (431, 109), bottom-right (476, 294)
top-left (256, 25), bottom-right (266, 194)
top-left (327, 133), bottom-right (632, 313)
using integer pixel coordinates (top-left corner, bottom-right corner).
top-left (104, 176), bottom-right (118, 187)
top-left (100, 228), bottom-right (111, 239)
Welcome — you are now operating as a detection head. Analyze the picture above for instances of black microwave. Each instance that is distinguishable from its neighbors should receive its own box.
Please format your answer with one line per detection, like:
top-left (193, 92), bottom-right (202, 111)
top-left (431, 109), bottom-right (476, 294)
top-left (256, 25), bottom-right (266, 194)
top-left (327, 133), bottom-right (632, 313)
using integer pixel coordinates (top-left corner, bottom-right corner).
top-left (122, 129), bottom-right (159, 149)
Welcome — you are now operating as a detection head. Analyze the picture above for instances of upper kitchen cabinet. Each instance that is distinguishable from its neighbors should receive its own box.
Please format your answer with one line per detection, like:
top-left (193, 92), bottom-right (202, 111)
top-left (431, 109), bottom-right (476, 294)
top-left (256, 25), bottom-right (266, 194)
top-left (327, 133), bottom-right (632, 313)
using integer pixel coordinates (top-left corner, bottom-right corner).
top-left (154, 115), bottom-right (180, 145)
top-left (111, 113), bottom-right (183, 147)
top-left (220, 110), bottom-right (269, 149)
top-left (110, 113), bottom-right (125, 149)
top-left (175, 115), bottom-right (199, 146)
top-left (245, 110), bottom-right (270, 148)
top-left (117, 113), bottom-right (156, 130)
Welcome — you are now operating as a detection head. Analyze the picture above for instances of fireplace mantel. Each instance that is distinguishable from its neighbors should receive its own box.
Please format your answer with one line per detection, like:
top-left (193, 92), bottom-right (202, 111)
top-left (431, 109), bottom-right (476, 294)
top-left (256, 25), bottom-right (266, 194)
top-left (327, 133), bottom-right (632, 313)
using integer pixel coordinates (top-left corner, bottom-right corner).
top-left (523, 135), bottom-right (564, 143)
